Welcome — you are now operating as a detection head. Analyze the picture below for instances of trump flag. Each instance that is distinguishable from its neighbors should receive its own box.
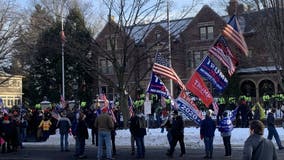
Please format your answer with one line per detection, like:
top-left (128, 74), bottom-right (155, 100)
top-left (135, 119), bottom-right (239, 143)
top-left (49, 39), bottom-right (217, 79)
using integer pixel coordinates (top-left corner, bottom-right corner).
top-left (196, 56), bottom-right (228, 93)
top-left (186, 72), bottom-right (213, 107)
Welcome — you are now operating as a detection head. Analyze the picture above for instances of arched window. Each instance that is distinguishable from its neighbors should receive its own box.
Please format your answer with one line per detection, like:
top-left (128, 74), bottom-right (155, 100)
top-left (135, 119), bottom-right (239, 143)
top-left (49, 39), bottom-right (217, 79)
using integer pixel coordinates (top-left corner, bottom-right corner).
top-left (259, 80), bottom-right (274, 96)
top-left (240, 80), bottom-right (256, 97)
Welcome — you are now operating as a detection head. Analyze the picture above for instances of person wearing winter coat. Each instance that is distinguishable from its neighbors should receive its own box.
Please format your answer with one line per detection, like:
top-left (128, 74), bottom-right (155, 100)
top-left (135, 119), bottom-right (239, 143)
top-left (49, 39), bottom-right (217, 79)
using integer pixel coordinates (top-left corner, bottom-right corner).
top-left (73, 112), bottom-right (89, 159)
top-left (56, 112), bottom-right (71, 152)
top-left (242, 120), bottom-right (278, 160)
top-left (131, 111), bottom-right (147, 159)
top-left (166, 110), bottom-right (185, 158)
top-left (1, 114), bottom-right (13, 153)
top-left (200, 110), bottom-right (216, 159)
top-left (267, 108), bottom-right (284, 150)
top-left (94, 107), bottom-right (114, 160)
top-left (38, 116), bottom-right (52, 141)
top-left (218, 111), bottom-right (233, 157)
top-left (251, 102), bottom-right (265, 121)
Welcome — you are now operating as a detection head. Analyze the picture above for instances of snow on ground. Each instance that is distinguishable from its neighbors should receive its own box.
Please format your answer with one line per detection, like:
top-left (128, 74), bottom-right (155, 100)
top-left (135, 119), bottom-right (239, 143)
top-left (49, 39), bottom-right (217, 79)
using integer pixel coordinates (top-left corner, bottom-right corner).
top-left (24, 127), bottom-right (284, 149)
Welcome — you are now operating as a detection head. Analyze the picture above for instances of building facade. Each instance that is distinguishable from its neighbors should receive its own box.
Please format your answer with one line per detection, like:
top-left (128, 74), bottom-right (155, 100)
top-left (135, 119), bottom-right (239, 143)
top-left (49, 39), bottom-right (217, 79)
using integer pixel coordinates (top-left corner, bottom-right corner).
top-left (95, 1), bottom-right (283, 103)
top-left (0, 71), bottom-right (24, 108)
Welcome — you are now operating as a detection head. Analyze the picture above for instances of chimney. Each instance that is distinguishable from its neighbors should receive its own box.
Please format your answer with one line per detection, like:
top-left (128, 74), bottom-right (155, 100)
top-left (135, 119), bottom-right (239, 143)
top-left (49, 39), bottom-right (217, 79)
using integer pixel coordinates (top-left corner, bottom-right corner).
top-left (227, 0), bottom-right (245, 16)
top-left (108, 15), bottom-right (115, 22)
top-left (227, 0), bottom-right (238, 16)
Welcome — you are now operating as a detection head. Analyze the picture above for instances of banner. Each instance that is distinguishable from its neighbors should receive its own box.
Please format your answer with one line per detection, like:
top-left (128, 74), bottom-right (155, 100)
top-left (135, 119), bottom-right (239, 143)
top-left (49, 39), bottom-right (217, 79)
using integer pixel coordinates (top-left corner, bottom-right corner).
top-left (186, 72), bottom-right (213, 107)
top-left (176, 91), bottom-right (203, 125)
top-left (197, 56), bottom-right (228, 93)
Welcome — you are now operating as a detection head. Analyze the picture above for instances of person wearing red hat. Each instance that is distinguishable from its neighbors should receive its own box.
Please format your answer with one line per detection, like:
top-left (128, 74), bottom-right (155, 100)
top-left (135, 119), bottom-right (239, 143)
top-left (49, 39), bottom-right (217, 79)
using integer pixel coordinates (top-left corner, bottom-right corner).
top-left (95, 107), bottom-right (114, 160)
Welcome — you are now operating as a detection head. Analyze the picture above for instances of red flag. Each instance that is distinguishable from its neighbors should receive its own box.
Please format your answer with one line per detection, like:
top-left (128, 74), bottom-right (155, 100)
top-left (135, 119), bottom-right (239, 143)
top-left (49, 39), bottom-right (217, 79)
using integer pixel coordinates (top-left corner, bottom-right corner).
top-left (60, 31), bottom-right (66, 43)
top-left (222, 15), bottom-right (248, 56)
top-left (186, 72), bottom-right (213, 107)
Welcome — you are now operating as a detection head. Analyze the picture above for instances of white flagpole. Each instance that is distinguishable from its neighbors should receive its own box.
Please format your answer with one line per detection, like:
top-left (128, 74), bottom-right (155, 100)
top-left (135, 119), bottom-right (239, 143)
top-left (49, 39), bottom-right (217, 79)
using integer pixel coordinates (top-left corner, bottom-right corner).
top-left (61, 1), bottom-right (65, 99)
top-left (167, 0), bottom-right (173, 97)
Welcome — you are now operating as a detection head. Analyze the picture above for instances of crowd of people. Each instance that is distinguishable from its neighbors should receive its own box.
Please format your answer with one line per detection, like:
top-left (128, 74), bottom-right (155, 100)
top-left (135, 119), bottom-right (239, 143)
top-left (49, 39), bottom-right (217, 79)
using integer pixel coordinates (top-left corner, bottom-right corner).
top-left (0, 96), bottom-right (284, 160)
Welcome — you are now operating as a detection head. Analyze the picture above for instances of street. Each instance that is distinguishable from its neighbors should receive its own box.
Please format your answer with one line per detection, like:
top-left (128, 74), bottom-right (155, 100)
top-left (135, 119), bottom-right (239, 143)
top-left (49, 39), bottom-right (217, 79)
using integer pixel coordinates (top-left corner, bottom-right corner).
top-left (1, 144), bottom-right (284, 160)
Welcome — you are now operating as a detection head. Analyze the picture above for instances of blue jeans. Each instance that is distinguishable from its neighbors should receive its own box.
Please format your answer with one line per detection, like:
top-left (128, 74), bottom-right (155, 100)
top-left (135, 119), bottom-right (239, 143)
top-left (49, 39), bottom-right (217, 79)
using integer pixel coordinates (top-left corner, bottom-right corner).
top-left (97, 131), bottom-right (112, 159)
top-left (204, 137), bottom-right (214, 152)
top-left (60, 133), bottom-right (69, 151)
top-left (135, 136), bottom-right (145, 158)
top-left (267, 126), bottom-right (283, 148)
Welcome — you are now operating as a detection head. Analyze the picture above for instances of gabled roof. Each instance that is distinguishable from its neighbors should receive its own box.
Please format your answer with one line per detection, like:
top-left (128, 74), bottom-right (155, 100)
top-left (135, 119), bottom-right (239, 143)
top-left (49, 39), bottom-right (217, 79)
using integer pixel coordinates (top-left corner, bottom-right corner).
top-left (98, 5), bottom-right (269, 44)
top-left (127, 17), bottom-right (192, 43)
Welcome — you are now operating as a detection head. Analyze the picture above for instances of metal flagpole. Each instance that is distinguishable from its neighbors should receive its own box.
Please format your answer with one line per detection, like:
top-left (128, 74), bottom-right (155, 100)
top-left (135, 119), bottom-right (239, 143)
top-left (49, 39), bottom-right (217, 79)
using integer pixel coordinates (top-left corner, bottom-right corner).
top-left (167, 0), bottom-right (173, 97)
top-left (61, 2), bottom-right (65, 99)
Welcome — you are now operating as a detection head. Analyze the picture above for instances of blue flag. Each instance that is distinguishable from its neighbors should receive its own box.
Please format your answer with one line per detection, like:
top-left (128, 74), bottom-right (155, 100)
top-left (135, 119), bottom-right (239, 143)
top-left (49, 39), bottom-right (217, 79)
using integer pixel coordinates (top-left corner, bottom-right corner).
top-left (196, 56), bottom-right (228, 93)
top-left (0, 97), bottom-right (3, 108)
top-left (146, 72), bottom-right (170, 98)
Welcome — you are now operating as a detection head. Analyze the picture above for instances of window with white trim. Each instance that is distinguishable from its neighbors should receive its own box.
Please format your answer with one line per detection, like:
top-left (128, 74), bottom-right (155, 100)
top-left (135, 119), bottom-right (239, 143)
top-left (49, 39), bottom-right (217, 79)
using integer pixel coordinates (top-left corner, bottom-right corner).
top-left (200, 26), bottom-right (214, 40)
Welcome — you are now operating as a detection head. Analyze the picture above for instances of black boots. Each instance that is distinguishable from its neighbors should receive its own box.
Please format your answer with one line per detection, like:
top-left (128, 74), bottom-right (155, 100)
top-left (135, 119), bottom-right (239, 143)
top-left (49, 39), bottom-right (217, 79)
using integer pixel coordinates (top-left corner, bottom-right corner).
top-left (203, 151), bottom-right (212, 159)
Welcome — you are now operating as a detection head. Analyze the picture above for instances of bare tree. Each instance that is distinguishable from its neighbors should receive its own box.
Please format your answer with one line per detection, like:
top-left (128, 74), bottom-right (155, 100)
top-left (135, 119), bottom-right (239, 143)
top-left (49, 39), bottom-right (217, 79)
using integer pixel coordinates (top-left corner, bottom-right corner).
top-left (241, 0), bottom-right (284, 91)
top-left (0, 0), bottom-right (23, 85)
top-left (261, 0), bottom-right (284, 92)
top-left (72, 0), bottom-right (198, 127)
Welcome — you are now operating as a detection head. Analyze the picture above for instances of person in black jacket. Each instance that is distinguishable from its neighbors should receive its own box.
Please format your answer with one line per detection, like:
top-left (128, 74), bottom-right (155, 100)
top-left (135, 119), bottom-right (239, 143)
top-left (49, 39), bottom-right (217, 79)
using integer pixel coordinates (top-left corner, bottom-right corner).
top-left (166, 110), bottom-right (185, 158)
top-left (131, 111), bottom-right (147, 159)
top-left (128, 113), bottom-right (136, 155)
top-left (267, 108), bottom-right (284, 150)
top-left (73, 112), bottom-right (89, 159)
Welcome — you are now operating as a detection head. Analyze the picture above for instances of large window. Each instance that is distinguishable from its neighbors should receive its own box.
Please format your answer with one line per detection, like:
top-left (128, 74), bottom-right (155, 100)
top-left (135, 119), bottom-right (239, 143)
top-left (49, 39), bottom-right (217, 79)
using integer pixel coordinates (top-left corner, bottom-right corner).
top-left (106, 34), bottom-right (118, 50)
top-left (99, 59), bottom-right (113, 74)
top-left (200, 26), bottom-right (214, 40)
top-left (188, 50), bottom-right (207, 68)
top-left (99, 86), bottom-right (114, 101)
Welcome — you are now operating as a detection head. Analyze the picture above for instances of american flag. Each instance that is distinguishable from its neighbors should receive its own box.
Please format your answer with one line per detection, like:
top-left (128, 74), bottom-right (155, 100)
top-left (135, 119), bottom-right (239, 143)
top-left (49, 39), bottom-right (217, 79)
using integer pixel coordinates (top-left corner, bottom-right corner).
top-left (100, 93), bottom-right (109, 108)
top-left (153, 52), bottom-right (186, 90)
top-left (100, 93), bottom-right (117, 123)
top-left (60, 95), bottom-right (66, 108)
top-left (222, 15), bottom-right (248, 56)
top-left (60, 31), bottom-right (66, 43)
top-left (212, 101), bottom-right (219, 115)
top-left (209, 36), bottom-right (237, 76)
top-left (128, 96), bottom-right (135, 117)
